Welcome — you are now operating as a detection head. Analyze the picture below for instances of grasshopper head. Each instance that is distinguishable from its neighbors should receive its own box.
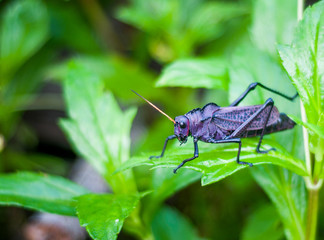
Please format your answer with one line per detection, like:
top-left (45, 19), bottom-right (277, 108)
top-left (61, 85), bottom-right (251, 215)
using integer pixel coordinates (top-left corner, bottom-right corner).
top-left (174, 115), bottom-right (190, 144)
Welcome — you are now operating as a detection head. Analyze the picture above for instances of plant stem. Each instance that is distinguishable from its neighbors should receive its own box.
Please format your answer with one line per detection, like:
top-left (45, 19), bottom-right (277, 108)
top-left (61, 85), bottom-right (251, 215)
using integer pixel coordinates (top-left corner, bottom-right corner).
top-left (306, 186), bottom-right (319, 240)
top-left (296, 1), bottom-right (320, 240)
top-left (297, 0), bottom-right (311, 178)
top-left (124, 214), bottom-right (154, 240)
top-left (297, 0), bottom-right (304, 21)
top-left (306, 143), bottom-right (323, 240)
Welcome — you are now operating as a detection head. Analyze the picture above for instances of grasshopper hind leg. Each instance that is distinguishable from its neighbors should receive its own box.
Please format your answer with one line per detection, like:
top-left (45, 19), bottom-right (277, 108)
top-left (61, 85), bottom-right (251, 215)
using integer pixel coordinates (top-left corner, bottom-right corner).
top-left (254, 99), bottom-right (277, 154)
top-left (226, 98), bottom-right (277, 159)
top-left (208, 138), bottom-right (253, 167)
top-left (230, 82), bottom-right (298, 106)
top-left (256, 147), bottom-right (276, 154)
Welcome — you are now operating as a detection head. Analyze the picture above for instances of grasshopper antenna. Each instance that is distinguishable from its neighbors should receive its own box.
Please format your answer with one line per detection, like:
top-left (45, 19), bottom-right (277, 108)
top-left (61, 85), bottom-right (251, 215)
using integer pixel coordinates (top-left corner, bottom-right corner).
top-left (132, 90), bottom-right (175, 124)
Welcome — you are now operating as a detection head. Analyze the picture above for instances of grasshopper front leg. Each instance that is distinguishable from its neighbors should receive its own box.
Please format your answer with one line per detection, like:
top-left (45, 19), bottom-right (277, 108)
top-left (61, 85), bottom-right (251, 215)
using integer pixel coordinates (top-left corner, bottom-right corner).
top-left (149, 135), bottom-right (176, 159)
top-left (173, 138), bottom-right (199, 173)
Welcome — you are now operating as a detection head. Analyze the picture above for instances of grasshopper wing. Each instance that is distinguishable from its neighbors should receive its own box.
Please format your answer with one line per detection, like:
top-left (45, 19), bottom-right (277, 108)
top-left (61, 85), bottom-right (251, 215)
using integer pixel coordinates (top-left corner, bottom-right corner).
top-left (211, 105), bottom-right (280, 131)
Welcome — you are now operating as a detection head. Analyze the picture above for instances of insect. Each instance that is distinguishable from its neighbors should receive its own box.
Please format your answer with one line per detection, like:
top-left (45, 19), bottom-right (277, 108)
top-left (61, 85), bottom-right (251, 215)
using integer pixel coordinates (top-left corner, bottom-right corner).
top-left (133, 82), bottom-right (298, 173)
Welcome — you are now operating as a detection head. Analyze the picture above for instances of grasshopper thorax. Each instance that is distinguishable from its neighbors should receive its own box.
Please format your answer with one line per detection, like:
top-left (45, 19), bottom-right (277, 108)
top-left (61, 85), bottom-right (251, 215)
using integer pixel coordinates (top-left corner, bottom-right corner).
top-left (174, 115), bottom-right (190, 144)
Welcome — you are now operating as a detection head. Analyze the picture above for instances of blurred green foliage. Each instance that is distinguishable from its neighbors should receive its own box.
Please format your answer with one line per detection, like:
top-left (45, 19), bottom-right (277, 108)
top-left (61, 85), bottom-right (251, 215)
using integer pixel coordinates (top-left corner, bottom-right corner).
top-left (116, 0), bottom-right (248, 62)
top-left (0, 0), bottom-right (323, 240)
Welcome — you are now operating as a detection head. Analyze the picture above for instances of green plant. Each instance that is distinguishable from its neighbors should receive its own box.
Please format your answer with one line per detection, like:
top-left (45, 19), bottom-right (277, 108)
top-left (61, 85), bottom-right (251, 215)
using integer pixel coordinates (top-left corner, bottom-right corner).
top-left (0, 0), bottom-right (323, 240)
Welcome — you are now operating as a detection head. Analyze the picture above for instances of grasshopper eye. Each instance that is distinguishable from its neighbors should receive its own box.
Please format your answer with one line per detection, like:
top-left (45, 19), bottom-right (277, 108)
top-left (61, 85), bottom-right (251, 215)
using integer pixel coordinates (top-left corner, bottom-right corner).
top-left (179, 122), bottom-right (186, 128)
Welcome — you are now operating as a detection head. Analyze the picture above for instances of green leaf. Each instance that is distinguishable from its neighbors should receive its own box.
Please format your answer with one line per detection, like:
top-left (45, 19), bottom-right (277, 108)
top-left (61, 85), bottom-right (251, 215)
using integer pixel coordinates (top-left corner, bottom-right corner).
top-left (288, 114), bottom-right (324, 139)
top-left (241, 204), bottom-right (284, 240)
top-left (250, 0), bottom-right (297, 56)
top-left (59, 61), bottom-right (137, 193)
top-left (76, 193), bottom-right (141, 240)
top-left (251, 166), bottom-right (306, 240)
top-left (119, 139), bottom-right (307, 186)
top-left (0, 47), bottom-right (54, 138)
top-left (278, 1), bottom-right (324, 124)
top-left (152, 206), bottom-right (205, 240)
top-left (156, 58), bottom-right (228, 89)
top-left (0, 172), bottom-right (90, 216)
top-left (4, 150), bottom-right (67, 175)
top-left (0, 0), bottom-right (49, 80)
top-left (48, 55), bottom-right (156, 100)
top-left (187, 2), bottom-right (248, 44)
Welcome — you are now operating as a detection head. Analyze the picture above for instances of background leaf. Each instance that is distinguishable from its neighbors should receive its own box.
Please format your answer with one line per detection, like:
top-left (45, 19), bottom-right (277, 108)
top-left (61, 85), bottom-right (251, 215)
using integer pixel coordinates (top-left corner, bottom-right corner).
top-left (47, 1), bottom-right (100, 53)
top-left (156, 58), bottom-right (228, 89)
top-left (116, 0), bottom-right (247, 61)
top-left (0, 0), bottom-right (49, 81)
top-left (0, 47), bottom-right (54, 138)
top-left (3, 151), bottom-right (67, 175)
top-left (60, 61), bottom-right (137, 194)
top-left (143, 168), bottom-right (201, 222)
top-left (48, 55), bottom-right (158, 101)
top-left (250, 0), bottom-right (297, 56)
top-left (0, 172), bottom-right (90, 216)
top-left (251, 166), bottom-right (306, 240)
top-left (241, 204), bottom-right (284, 240)
top-left (76, 193), bottom-right (141, 240)
top-left (152, 205), bottom-right (206, 240)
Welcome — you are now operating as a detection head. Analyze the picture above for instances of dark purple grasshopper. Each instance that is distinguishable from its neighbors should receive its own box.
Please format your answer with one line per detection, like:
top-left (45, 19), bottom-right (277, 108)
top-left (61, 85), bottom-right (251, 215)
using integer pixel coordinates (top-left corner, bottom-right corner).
top-left (133, 82), bottom-right (298, 173)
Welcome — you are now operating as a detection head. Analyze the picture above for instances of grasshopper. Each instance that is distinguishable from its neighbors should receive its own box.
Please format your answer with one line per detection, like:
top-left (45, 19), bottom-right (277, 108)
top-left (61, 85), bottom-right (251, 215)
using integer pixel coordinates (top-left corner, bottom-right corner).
top-left (133, 82), bottom-right (298, 173)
